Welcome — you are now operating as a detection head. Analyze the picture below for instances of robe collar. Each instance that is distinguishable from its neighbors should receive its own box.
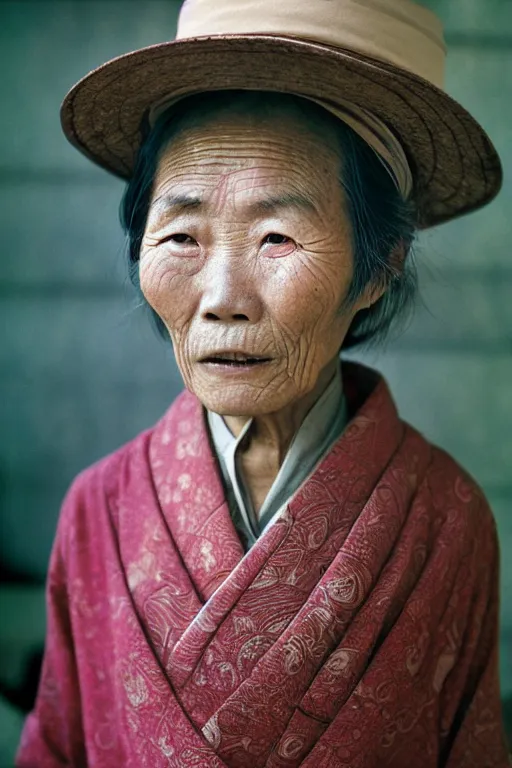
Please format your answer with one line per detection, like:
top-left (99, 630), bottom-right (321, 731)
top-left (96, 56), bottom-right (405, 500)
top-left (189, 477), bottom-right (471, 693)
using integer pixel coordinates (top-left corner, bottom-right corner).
top-left (206, 361), bottom-right (347, 547)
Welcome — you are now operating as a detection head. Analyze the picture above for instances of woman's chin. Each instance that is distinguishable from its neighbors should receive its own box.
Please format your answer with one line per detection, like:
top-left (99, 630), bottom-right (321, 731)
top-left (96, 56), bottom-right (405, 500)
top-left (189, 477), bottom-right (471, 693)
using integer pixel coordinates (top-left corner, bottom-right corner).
top-left (191, 385), bottom-right (289, 419)
top-left (186, 364), bottom-right (293, 417)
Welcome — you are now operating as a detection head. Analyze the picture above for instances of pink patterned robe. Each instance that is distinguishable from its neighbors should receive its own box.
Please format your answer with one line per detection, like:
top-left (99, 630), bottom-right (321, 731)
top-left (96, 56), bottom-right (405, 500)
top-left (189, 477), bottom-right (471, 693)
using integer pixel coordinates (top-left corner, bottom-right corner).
top-left (16, 363), bottom-right (510, 767)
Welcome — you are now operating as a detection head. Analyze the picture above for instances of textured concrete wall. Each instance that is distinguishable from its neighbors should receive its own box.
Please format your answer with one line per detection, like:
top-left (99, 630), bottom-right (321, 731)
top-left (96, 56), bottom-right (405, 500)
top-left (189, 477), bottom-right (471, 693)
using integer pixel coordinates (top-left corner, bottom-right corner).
top-left (0, 0), bottom-right (510, 713)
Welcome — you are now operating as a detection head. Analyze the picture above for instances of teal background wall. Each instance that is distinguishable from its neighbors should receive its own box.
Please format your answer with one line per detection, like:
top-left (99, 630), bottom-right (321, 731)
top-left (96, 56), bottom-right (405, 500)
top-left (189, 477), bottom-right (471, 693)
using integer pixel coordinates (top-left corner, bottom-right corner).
top-left (0, 0), bottom-right (510, 763)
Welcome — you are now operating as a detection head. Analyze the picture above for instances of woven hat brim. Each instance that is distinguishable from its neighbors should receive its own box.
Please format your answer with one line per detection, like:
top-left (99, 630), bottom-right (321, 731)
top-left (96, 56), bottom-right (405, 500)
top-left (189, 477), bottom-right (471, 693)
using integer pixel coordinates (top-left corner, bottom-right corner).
top-left (60, 35), bottom-right (503, 228)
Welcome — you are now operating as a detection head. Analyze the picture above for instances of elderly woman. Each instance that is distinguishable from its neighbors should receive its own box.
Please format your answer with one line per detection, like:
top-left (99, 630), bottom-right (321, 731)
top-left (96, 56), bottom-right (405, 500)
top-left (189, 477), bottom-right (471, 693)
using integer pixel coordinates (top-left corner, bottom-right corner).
top-left (16, 0), bottom-right (510, 766)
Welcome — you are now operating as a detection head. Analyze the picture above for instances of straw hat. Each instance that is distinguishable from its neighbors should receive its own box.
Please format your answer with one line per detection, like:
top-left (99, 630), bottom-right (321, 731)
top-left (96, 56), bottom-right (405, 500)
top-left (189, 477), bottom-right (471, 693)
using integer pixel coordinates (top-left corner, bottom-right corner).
top-left (60, 0), bottom-right (502, 228)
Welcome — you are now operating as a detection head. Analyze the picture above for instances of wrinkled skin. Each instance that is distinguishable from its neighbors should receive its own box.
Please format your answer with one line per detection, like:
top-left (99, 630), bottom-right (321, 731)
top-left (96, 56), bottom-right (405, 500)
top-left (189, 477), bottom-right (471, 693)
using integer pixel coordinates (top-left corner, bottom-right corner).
top-left (140, 104), bottom-right (383, 510)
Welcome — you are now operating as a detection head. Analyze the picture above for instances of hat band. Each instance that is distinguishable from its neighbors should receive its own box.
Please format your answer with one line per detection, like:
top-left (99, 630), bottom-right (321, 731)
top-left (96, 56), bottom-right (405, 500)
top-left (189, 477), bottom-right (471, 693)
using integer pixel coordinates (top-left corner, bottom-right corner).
top-left (149, 93), bottom-right (413, 199)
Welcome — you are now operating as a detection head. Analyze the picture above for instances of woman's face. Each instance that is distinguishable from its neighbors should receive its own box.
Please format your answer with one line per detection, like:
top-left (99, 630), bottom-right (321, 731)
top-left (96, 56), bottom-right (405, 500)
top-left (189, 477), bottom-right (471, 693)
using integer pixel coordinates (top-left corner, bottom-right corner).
top-left (140, 104), bottom-right (374, 417)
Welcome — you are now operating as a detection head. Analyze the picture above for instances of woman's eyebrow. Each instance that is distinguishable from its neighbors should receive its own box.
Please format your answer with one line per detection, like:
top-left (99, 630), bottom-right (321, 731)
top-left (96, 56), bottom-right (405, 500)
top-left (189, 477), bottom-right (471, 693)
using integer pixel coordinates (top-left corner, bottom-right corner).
top-left (154, 193), bottom-right (203, 215)
top-left (153, 192), bottom-right (318, 224)
top-left (153, 191), bottom-right (318, 216)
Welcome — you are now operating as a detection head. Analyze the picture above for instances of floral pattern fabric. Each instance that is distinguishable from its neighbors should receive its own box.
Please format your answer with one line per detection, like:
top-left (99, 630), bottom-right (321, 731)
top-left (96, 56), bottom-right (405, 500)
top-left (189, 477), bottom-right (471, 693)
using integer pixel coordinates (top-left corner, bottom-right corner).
top-left (16, 363), bottom-right (510, 767)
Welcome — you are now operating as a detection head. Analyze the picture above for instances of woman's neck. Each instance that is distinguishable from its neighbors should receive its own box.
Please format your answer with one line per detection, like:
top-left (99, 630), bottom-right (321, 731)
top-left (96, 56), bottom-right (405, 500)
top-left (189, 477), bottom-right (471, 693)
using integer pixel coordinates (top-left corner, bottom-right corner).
top-left (223, 358), bottom-right (339, 515)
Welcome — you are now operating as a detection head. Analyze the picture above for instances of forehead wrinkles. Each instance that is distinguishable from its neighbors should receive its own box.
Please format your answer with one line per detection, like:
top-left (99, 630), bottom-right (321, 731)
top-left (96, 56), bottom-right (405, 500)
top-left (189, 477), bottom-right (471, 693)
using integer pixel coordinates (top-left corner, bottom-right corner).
top-left (205, 166), bottom-right (324, 217)
top-left (152, 125), bottom-right (342, 204)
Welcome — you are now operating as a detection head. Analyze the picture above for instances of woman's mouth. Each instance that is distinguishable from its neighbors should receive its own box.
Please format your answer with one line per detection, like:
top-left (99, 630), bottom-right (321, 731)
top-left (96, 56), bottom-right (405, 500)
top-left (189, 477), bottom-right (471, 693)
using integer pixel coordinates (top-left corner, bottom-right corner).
top-left (199, 352), bottom-right (272, 371)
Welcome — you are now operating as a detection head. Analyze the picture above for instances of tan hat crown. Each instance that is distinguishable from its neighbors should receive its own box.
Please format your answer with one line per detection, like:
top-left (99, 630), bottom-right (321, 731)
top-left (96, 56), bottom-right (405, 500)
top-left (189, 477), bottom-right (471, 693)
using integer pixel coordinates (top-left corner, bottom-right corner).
top-left (177, 0), bottom-right (446, 89)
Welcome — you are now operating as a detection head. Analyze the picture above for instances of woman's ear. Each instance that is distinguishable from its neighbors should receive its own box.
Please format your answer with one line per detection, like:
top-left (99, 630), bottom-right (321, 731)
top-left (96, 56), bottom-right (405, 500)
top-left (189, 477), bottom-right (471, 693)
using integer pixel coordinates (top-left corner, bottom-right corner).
top-left (361, 241), bottom-right (407, 309)
top-left (359, 278), bottom-right (386, 311)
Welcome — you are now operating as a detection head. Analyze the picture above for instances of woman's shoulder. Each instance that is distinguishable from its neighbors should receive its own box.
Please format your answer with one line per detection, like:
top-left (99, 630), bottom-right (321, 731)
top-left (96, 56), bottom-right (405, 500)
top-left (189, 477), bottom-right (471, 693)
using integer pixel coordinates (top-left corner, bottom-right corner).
top-left (52, 426), bottom-right (154, 552)
top-left (69, 424), bottom-right (154, 501)
top-left (66, 388), bottom-right (195, 503)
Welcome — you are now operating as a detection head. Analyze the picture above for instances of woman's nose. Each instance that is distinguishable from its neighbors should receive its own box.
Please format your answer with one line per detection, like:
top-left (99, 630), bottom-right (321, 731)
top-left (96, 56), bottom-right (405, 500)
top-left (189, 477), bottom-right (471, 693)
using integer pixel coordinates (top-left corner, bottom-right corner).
top-left (198, 258), bottom-right (264, 323)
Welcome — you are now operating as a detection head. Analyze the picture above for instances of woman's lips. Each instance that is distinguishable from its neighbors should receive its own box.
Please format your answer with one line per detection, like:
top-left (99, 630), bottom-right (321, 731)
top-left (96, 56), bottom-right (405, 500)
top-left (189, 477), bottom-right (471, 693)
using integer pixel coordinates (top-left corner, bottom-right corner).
top-left (199, 354), bottom-right (273, 373)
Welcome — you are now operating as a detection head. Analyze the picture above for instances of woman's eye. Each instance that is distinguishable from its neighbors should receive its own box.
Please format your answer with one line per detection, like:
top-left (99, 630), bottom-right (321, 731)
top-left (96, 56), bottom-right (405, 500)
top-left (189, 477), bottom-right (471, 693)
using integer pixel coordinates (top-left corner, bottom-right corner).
top-left (167, 233), bottom-right (197, 245)
top-left (263, 233), bottom-right (291, 245)
top-left (260, 233), bottom-right (297, 257)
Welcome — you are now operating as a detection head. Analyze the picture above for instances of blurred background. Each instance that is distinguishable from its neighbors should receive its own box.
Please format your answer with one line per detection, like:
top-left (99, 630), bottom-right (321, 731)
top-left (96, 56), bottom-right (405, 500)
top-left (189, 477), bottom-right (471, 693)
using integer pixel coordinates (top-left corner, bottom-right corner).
top-left (0, 0), bottom-right (510, 763)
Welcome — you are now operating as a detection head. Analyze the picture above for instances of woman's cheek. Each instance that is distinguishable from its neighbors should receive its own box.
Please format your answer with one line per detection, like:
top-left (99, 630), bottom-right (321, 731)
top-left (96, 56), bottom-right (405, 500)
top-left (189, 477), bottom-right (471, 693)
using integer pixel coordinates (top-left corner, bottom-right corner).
top-left (276, 254), bottom-right (341, 331)
top-left (139, 252), bottom-right (195, 330)
top-left (139, 249), bottom-right (165, 302)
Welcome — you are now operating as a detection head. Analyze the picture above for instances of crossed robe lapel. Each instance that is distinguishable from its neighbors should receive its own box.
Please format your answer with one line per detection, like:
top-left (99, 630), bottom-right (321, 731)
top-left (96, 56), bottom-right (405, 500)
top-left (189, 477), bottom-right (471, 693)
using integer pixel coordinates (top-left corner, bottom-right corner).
top-left (156, 365), bottom-right (424, 768)
top-left (168, 369), bottom-right (402, 694)
top-left (120, 364), bottom-right (427, 768)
